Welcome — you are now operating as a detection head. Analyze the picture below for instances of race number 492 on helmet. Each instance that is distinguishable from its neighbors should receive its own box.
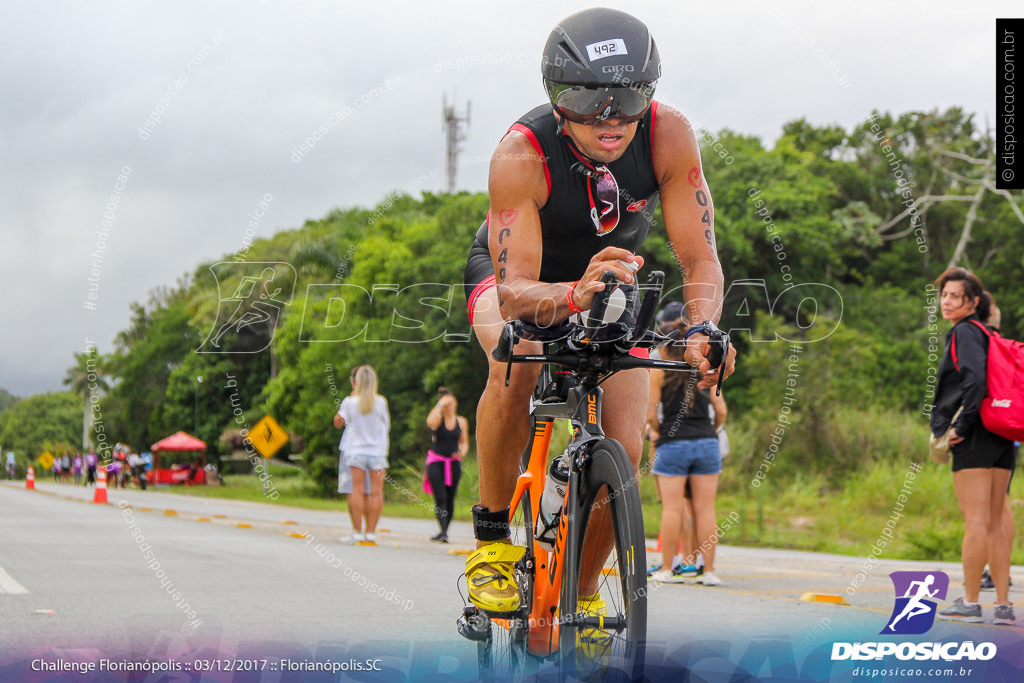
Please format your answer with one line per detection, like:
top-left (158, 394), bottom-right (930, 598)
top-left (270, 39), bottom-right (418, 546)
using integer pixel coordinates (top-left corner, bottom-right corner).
top-left (541, 8), bottom-right (661, 124)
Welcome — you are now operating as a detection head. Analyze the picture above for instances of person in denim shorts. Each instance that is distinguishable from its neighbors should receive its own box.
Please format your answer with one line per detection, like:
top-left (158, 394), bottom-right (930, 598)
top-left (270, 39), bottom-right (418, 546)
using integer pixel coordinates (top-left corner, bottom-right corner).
top-left (932, 269), bottom-right (1015, 625)
top-left (334, 365), bottom-right (391, 544)
top-left (646, 319), bottom-right (726, 586)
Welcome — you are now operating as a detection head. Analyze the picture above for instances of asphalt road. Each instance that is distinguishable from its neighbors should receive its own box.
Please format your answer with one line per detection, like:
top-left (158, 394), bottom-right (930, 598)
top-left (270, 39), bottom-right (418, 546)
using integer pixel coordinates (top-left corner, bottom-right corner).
top-left (1, 481), bottom-right (1021, 681)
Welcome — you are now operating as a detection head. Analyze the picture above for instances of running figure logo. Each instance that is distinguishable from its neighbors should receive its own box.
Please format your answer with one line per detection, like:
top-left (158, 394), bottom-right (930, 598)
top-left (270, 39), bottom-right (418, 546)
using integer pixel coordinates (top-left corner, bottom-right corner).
top-left (198, 262), bottom-right (296, 353)
top-left (881, 571), bottom-right (949, 635)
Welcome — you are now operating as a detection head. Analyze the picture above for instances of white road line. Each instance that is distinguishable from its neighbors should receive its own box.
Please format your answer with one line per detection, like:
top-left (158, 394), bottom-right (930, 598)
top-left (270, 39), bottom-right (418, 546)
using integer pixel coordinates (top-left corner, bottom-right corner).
top-left (0, 566), bottom-right (29, 594)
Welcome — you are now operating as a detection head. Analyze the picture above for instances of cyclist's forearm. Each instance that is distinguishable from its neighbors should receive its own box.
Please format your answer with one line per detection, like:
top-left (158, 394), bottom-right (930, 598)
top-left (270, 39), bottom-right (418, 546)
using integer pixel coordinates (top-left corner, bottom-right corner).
top-left (680, 259), bottom-right (724, 324)
top-left (497, 279), bottom-right (576, 326)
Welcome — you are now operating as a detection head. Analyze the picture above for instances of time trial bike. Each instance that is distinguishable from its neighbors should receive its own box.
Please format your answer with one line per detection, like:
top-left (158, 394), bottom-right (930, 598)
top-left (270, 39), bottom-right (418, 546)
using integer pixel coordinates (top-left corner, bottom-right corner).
top-left (458, 270), bottom-right (729, 681)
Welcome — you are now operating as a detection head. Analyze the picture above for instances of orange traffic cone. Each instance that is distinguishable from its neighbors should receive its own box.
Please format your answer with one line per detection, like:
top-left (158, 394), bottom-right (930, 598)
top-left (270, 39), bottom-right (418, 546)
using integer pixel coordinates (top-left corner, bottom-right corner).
top-left (654, 532), bottom-right (683, 553)
top-left (93, 467), bottom-right (108, 504)
top-left (25, 466), bottom-right (35, 490)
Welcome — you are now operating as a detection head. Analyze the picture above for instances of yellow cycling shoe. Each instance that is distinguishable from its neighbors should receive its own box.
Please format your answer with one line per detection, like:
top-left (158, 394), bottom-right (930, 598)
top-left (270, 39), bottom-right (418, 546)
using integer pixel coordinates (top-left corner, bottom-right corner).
top-left (466, 542), bottom-right (526, 615)
top-left (577, 592), bottom-right (613, 670)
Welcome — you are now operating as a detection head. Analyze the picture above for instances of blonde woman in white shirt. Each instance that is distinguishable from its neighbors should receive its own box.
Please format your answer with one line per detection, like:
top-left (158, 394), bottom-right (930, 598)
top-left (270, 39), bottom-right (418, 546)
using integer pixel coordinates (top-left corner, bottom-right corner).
top-left (334, 365), bottom-right (391, 544)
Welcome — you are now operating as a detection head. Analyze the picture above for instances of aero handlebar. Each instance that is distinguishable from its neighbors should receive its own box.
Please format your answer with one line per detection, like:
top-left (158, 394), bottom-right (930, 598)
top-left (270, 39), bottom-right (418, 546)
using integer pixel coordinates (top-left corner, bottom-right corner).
top-left (490, 269), bottom-right (730, 392)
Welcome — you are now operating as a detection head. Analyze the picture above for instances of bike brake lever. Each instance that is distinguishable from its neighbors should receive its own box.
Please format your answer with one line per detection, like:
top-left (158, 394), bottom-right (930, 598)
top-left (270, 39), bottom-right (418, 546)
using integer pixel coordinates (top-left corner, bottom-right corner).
top-left (631, 270), bottom-right (664, 342)
top-left (491, 321), bottom-right (513, 362)
top-left (491, 321), bottom-right (518, 387)
top-left (711, 331), bottom-right (730, 396)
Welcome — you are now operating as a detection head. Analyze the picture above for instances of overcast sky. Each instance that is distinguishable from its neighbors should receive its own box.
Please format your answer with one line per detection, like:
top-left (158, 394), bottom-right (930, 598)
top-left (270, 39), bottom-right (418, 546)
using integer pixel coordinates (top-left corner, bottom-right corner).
top-left (0, 0), bottom-right (1015, 398)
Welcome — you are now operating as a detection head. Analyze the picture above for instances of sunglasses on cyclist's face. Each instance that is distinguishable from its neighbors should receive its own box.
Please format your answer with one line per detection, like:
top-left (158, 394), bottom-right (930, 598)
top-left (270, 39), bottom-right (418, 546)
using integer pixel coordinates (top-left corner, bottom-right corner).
top-left (548, 82), bottom-right (656, 124)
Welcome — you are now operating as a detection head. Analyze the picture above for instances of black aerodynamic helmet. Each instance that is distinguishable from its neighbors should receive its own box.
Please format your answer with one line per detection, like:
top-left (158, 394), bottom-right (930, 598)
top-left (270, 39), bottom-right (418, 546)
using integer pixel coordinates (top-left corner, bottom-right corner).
top-left (542, 8), bottom-right (661, 124)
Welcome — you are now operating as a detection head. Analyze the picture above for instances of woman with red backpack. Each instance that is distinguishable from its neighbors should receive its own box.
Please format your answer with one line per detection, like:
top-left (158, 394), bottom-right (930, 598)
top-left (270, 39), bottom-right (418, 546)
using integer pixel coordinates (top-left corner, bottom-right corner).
top-left (932, 267), bottom-right (1015, 625)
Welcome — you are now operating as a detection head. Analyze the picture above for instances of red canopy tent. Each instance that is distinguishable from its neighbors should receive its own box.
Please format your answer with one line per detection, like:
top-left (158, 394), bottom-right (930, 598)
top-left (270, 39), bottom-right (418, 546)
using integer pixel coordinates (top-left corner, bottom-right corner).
top-left (150, 431), bottom-right (207, 484)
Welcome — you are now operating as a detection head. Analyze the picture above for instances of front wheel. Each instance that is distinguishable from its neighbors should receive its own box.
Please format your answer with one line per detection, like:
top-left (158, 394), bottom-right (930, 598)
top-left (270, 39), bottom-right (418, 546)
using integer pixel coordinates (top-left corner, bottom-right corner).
top-left (559, 438), bottom-right (647, 681)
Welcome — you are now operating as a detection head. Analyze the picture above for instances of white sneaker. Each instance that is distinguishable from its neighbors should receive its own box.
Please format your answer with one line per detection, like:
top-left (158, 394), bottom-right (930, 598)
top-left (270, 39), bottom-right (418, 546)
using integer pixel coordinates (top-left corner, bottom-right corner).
top-left (649, 568), bottom-right (686, 584)
top-left (364, 533), bottom-right (377, 543)
top-left (697, 572), bottom-right (722, 586)
top-left (341, 532), bottom-right (365, 544)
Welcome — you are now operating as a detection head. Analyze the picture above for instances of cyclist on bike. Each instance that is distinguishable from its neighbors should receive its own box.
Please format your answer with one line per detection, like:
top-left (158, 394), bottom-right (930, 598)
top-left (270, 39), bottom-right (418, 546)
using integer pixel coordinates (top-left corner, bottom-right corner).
top-left (462, 8), bottom-right (735, 618)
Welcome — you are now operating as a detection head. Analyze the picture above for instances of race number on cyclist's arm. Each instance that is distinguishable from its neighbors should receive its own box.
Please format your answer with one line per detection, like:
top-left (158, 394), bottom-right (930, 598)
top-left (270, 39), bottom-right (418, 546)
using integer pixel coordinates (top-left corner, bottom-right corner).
top-left (488, 131), bottom-right (641, 327)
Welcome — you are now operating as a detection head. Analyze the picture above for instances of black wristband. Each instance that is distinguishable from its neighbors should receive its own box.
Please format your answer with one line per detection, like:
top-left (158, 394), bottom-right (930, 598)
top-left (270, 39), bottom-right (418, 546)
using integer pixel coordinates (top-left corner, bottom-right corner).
top-left (472, 504), bottom-right (511, 542)
top-left (683, 320), bottom-right (721, 339)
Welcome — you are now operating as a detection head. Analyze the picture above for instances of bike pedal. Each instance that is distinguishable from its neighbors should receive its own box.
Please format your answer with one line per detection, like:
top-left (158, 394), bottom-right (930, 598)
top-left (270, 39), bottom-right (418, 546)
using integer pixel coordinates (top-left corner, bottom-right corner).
top-left (457, 606), bottom-right (491, 642)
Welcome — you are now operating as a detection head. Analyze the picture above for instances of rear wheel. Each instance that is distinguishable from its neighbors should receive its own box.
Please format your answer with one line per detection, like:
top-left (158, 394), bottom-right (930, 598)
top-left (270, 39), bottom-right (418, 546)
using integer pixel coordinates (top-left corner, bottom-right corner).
top-left (477, 494), bottom-right (536, 681)
top-left (559, 438), bottom-right (647, 681)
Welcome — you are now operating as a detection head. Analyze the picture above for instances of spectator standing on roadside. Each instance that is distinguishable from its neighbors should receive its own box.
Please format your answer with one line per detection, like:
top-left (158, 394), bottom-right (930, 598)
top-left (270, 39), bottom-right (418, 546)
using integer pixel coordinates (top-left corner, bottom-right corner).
top-left (647, 319), bottom-right (727, 586)
top-left (932, 268), bottom-right (1015, 625)
top-left (107, 459), bottom-right (119, 488)
top-left (424, 387), bottom-right (469, 543)
top-left (649, 301), bottom-right (729, 576)
top-left (85, 450), bottom-right (97, 486)
top-left (73, 452), bottom-right (83, 485)
top-left (334, 365), bottom-right (390, 545)
top-left (129, 451), bottom-right (148, 489)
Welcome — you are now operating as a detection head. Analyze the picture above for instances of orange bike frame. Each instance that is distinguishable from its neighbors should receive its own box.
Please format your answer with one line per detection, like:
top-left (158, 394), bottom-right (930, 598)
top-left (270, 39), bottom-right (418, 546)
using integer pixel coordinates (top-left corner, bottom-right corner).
top-left (502, 416), bottom-right (571, 658)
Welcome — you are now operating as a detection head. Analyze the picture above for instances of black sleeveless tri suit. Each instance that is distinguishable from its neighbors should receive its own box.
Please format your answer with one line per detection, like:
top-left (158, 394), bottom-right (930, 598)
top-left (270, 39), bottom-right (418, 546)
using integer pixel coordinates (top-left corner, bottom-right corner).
top-left (463, 102), bottom-right (662, 317)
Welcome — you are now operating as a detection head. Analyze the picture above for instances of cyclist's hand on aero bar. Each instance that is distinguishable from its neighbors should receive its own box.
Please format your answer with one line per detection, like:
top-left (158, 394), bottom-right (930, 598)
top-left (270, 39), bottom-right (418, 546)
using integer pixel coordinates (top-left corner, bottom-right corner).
top-left (684, 329), bottom-right (737, 390)
top-left (571, 247), bottom-right (644, 311)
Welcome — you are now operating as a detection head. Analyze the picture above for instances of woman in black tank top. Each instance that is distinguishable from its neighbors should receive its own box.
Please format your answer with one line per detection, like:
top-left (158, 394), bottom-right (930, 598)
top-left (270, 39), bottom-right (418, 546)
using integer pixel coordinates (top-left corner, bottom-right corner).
top-left (425, 387), bottom-right (469, 543)
top-left (646, 319), bottom-right (727, 586)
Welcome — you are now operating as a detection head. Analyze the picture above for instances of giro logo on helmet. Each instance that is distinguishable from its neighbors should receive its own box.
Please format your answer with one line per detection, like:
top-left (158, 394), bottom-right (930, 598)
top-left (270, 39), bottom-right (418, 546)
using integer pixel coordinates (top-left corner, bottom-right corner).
top-left (586, 39), bottom-right (627, 61)
top-left (601, 64), bottom-right (634, 74)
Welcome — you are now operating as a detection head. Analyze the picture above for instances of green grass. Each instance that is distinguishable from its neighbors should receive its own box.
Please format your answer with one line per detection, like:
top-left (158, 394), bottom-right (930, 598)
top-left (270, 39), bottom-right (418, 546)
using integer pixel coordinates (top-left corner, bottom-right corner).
top-left (172, 474), bottom-right (347, 511)
top-left (175, 422), bottom-right (1024, 565)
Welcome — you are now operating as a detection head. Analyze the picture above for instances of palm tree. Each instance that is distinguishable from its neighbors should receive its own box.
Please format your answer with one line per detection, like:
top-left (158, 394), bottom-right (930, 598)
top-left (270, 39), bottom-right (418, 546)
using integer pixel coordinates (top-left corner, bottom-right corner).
top-left (63, 347), bottom-right (109, 450)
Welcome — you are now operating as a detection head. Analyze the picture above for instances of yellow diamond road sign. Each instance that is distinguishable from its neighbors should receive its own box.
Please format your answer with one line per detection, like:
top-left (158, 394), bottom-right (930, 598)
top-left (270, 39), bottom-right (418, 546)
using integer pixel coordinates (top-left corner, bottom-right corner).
top-left (38, 451), bottom-right (54, 469)
top-left (247, 415), bottom-right (288, 458)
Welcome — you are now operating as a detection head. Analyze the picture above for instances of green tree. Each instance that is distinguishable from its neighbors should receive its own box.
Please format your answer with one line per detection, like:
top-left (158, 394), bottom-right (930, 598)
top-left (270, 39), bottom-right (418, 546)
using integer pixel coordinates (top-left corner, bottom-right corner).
top-left (102, 285), bottom-right (198, 451)
top-left (0, 388), bottom-right (19, 414)
top-left (63, 346), bottom-right (109, 450)
top-left (0, 392), bottom-right (82, 461)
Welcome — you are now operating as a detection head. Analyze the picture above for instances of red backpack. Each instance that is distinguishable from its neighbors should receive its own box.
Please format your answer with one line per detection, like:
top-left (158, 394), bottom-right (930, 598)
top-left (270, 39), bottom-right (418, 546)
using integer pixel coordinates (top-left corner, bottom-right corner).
top-left (952, 319), bottom-right (1024, 442)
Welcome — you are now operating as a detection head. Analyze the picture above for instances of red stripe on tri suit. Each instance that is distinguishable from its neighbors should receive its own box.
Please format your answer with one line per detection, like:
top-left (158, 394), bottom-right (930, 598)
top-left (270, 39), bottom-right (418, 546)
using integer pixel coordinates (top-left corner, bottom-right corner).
top-left (508, 123), bottom-right (552, 197)
top-left (467, 275), bottom-right (497, 327)
top-left (649, 101), bottom-right (659, 169)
